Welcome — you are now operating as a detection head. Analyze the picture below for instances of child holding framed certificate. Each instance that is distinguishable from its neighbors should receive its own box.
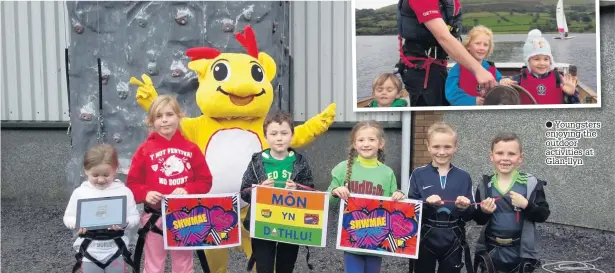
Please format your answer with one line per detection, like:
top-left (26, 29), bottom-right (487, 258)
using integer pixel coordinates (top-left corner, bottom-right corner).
top-left (63, 144), bottom-right (140, 273)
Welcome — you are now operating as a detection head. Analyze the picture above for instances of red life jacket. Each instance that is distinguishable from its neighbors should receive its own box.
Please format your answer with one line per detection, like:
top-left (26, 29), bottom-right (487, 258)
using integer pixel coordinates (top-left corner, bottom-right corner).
top-left (458, 61), bottom-right (497, 97)
top-left (519, 68), bottom-right (562, 104)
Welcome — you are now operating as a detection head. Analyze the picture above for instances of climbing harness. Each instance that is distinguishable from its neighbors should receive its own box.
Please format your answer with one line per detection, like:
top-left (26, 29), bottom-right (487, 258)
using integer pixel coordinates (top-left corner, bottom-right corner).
top-left (398, 37), bottom-right (448, 89)
top-left (71, 229), bottom-right (135, 273)
top-left (132, 206), bottom-right (211, 273)
top-left (408, 218), bottom-right (474, 273)
top-left (474, 250), bottom-right (539, 273)
top-left (132, 206), bottom-right (164, 273)
top-left (396, 0), bottom-right (462, 89)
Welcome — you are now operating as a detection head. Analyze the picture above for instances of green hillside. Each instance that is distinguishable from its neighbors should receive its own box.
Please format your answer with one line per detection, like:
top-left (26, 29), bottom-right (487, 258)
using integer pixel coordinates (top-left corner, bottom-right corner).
top-left (356, 0), bottom-right (596, 35)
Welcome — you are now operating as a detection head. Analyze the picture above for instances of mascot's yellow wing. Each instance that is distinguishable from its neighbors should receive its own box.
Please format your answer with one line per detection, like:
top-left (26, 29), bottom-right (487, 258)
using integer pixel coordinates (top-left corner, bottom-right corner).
top-left (179, 117), bottom-right (200, 142)
top-left (291, 103), bottom-right (337, 148)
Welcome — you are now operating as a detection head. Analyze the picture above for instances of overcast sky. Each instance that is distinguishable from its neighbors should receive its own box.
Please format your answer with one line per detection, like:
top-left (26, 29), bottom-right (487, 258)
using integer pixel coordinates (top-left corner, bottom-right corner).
top-left (354, 0), bottom-right (398, 10)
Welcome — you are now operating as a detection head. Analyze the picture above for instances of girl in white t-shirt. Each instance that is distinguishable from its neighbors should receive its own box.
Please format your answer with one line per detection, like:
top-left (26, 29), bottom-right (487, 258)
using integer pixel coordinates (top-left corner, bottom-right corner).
top-left (63, 144), bottom-right (140, 273)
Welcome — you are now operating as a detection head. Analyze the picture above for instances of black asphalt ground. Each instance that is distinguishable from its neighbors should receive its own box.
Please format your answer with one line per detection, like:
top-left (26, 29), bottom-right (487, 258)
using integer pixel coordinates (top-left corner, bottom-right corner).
top-left (1, 202), bottom-right (614, 273)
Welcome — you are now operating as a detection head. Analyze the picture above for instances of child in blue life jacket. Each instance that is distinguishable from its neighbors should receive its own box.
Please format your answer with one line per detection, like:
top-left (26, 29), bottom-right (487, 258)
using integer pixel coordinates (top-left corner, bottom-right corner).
top-left (445, 25), bottom-right (503, 106)
top-left (499, 32), bottom-right (577, 105)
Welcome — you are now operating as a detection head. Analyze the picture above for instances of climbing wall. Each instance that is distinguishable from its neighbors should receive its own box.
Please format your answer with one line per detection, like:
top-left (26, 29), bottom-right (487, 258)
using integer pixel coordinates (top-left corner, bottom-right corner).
top-left (65, 1), bottom-right (291, 188)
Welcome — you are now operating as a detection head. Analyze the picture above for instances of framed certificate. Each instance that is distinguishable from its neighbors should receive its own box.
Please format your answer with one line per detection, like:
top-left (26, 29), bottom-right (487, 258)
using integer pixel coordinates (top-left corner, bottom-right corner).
top-left (76, 195), bottom-right (127, 230)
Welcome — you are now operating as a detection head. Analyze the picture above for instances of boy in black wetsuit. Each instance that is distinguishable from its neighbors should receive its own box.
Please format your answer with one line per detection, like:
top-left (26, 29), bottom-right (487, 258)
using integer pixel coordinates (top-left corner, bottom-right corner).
top-left (473, 132), bottom-right (550, 273)
top-left (407, 122), bottom-right (475, 273)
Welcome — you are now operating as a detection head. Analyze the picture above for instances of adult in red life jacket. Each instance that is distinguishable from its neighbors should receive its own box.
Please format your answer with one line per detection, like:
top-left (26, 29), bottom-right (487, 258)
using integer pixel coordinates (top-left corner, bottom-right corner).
top-left (445, 25), bottom-right (503, 106)
top-left (396, 0), bottom-right (497, 107)
top-left (499, 35), bottom-right (576, 104)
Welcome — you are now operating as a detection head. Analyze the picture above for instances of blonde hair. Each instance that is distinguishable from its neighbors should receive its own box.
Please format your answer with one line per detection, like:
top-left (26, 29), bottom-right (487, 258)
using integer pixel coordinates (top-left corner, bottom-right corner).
top-left (427, 122), bottom-right (457, 145)
top-left (463, 25), bottom-right (495, 57)
top-left (344, 121), bottom-right (386, 186)
top-left (83, 144), bottom-right (119, 171)
top-left (372, 73), bottom-right (402, 93)
top-left (144, 94), bottom-right (185, 130)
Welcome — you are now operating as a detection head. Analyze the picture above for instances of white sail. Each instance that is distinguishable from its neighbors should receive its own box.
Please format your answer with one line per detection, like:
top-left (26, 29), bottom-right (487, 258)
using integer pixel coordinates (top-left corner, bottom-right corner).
top-left (556, 0), bottom-right (569, 34)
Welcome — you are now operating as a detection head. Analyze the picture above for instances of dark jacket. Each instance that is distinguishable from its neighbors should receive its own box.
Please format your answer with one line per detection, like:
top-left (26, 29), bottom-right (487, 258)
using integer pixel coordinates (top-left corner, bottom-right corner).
top-left (240, 148), bottom-right (314, 230)
top-left (408, 163), bottom-right (476, 224)
top-left (473, 172), bottom-right (550, 261)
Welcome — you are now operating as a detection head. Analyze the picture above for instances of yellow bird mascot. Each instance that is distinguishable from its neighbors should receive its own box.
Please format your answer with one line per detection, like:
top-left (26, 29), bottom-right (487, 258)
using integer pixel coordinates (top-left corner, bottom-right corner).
top-left (130, 25), bottom-right (336, 273)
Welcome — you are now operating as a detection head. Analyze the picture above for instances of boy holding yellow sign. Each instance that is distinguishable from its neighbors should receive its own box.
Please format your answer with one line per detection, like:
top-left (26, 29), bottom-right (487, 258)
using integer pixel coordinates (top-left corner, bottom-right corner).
top-left (240, 110), bottom-right (316, 273)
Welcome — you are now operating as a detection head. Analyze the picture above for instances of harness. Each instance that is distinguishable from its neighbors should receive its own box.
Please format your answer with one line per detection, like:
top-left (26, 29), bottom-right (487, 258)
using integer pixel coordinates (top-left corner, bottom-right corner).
top-left (398, 36), bottom-right (448, 89)
top-left (474, 248), bottom-right (539, 273)
top-left (71, 229), bottom-right (135, 273)
top-left (397, 0), bottom-right (461, 89)
top-left (409, 217), bottom-right (474, 273)
top-left (133, 206), bottom-right (211, 273)
top-left (472, 176), bottom-right (540, 273)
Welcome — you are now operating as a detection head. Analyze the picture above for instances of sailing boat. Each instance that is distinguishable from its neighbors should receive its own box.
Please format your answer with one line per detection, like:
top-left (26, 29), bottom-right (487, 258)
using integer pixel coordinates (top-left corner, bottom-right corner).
top-left (554, 0), bottom-right (576, 39)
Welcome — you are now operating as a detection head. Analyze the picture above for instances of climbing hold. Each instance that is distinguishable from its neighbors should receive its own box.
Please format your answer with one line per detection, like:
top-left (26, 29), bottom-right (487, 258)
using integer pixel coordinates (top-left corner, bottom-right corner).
top-left (243, 10), bottom-right (253, 21)
top-left (116, 82), bottom-right (129, 100)
top-left (222, 22), bottom-right (234, 33)
top-left (117, 90), bottom-right (128, 100)
top-left (175, 15), bottom-right (187, 25)
top-left (171, 68), bottom-right (184, 77)
top-left (137, 19), bottom-right (147, 28)
top-left (74, 23), bottom-right (84, 34)
top-left (147, 62), bottom-right (158, 76)
top-left (79, 113), bottom-right (92, 121)
top-left (284, 45), bottom-right (290, 56)
top-left (101, 74), bottom-right (110, 85)
top-left (125, 54), bottom-right (133, 65)
top-left (272, 21), bottom-right (278, 34)
top-left (113, 133), bottom-right (122, 143)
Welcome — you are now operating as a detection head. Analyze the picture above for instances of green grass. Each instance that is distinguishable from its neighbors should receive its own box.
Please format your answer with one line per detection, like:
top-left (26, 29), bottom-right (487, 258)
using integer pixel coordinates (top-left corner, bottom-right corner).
top-left (356, 1), bottom-right (596, 35)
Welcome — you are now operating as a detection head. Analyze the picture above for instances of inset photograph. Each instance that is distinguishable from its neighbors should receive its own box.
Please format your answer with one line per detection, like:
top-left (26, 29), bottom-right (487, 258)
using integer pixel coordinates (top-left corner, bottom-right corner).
top-left (352, 0), bottom-right (601, 111)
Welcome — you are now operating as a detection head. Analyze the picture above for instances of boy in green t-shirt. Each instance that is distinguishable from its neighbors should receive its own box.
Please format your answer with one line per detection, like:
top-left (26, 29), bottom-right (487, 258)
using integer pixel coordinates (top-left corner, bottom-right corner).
top-left (262, 146), bottom-right (296, 188)
top-left (239, 110), bottom-right (315, 273)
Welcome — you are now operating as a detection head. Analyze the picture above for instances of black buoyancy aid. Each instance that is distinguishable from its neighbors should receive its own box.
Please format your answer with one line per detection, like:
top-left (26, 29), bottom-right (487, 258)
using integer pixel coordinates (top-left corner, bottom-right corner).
top-left (71, 229), bottom-right (135, 273)
top-left (397, 0), bottom-right (463, 54)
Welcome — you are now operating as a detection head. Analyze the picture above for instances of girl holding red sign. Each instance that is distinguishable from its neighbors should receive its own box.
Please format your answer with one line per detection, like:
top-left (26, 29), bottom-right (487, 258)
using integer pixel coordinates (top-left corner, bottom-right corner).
top-left (328, 120), bottom-right (406, 273)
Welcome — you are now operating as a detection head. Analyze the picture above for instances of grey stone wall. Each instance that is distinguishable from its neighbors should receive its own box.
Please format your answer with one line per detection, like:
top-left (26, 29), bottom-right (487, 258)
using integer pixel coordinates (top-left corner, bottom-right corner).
top-left (64, 1), bottom-right (290, 188)
top-left (442, 9), bottom-right (615, 231)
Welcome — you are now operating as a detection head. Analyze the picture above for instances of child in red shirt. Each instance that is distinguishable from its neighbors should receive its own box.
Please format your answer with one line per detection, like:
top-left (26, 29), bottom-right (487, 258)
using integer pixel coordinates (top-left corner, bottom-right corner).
top-left (126, 94), bottom-right (213, 273)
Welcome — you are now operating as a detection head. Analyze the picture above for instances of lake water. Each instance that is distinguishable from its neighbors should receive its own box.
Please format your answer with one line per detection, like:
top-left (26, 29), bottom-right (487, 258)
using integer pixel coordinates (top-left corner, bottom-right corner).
top-left (355, 34), bottom-right (598, 99)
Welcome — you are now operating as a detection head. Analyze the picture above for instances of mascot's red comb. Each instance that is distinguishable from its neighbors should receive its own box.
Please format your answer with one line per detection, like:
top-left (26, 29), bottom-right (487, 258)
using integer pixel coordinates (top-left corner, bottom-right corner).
top-left (234, 25), bottom-right (259, 58)
top-left (186, 47), bottom-right (221, 61)
top-left (185, 25), bottom-right (259, 61)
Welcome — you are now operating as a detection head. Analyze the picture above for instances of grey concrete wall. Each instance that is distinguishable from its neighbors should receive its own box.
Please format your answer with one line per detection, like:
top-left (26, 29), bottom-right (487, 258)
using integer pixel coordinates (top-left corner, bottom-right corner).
top-left (442, 8), bottom-right (615, 232)
top-left (64, 1), bottom-right (290, 189)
